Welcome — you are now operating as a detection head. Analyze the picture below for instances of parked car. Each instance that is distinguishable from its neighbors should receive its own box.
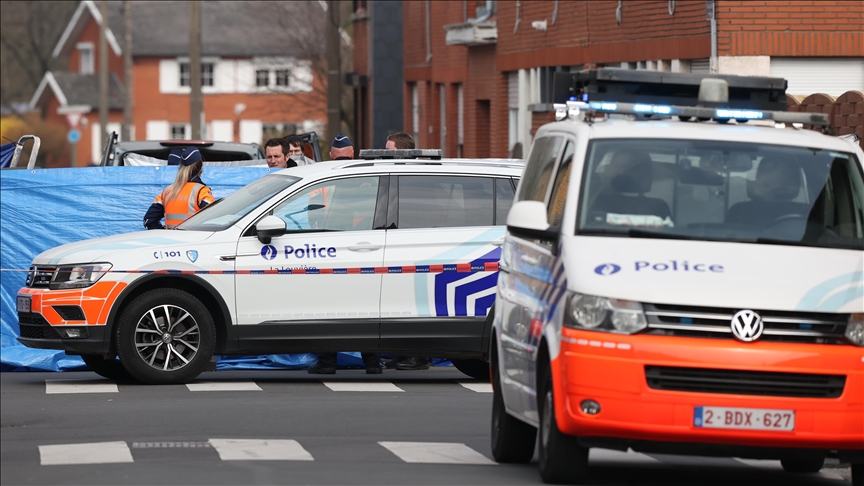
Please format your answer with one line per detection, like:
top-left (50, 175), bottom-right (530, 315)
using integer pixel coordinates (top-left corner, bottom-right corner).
top-left (98, 131), bottom-right (322, 166)
top-left (17, 150), bottom-right (523, 384)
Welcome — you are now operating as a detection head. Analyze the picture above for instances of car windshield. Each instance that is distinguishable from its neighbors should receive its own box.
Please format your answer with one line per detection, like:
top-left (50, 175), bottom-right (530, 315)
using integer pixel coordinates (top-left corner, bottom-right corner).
top-left (577, 139), bottom-right (864, 250)
top-left (178, 174), bottom-right (301, 231)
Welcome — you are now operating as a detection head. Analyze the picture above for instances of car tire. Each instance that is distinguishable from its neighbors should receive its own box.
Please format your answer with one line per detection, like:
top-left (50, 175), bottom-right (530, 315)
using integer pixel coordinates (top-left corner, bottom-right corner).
top-left (780, 456), bottom-right (824, 474)
top-left (490, 345), bottom-right (536, 463)
top-left (538, 368), bottom-right (588, 484)
top-left (80, 354), bottom-right (136, 382)
top-left (116, 288), bottom-right (215, 385)
top-left (851, 463), bottom-right (862, 486)
top-left (452, 359), bottom-right (490, 381)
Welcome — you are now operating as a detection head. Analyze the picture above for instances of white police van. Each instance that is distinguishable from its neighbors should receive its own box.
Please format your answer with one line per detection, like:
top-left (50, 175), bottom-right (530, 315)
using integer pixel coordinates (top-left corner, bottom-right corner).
top-left (490, 70), bottom-right (864, 483)
top-left (17, 151), bottom-right (522, 384)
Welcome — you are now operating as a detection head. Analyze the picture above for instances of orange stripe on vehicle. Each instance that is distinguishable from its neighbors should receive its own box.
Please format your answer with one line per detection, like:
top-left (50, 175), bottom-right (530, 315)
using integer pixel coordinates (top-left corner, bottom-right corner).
top-left (96, 282), bottom-right (127, 325)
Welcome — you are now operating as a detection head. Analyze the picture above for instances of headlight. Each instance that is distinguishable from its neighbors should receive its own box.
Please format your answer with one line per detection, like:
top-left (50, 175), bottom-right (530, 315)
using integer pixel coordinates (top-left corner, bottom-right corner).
top-left (565, 293), bottom-right (647, 334)
top-left (846, 313), bottom-right (864, 346)
top-left (49, 263), bottom-right (112, 290)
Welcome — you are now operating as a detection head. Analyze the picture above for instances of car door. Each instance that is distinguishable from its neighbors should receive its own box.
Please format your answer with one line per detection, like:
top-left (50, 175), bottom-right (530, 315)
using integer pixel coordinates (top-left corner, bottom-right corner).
top-left (234, 175), bottom-right (387, 352)
top-left (379, 173), bottom-right (516, 355)
top-left (499, 136), bottom-right (573, 420)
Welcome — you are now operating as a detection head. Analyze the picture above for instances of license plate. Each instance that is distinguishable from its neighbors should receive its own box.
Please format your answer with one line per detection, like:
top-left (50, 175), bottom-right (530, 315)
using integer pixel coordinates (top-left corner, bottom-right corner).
top-left (16, 295), bottom-right (31, 313)
top-left (694, 406), bottom-right (794, 431)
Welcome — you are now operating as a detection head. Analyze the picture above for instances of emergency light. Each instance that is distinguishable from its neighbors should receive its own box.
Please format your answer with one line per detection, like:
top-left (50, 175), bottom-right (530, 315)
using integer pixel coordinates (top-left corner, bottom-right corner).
top-left (358, 149), bottom-right (443, 160)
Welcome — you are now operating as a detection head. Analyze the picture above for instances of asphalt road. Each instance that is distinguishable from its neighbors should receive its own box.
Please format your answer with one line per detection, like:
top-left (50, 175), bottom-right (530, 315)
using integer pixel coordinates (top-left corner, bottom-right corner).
top-left (0, 368), bottom-right (853, 485)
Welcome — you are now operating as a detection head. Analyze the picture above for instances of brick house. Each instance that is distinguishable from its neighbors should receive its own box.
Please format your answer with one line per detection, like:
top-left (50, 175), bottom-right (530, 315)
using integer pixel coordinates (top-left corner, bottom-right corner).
top-left (354, 0), bottom-right (863, 159)
top-left (29, 0), bottom-right (326, 166)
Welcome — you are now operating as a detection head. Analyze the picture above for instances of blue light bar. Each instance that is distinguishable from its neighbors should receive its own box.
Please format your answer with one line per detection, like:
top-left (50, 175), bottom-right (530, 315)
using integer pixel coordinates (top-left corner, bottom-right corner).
top-left (589, 102), bottom-right (618, 111)
top-left (631, 104), bottom-right (672, 114)
top-left (715, 109), bottom-right (764, 120)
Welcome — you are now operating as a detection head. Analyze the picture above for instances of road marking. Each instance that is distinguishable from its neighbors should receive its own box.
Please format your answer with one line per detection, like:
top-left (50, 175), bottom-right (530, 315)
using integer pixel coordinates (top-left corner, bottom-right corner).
top-left (459, 382), bottom-right (492, 393)
top-left (132, 441), bottom-right (211, 448)
top-left (45, 379), bottom-right (118, 394)
top-left (378, 441), bottom-right (496, 465)
top-left (208, 439), bottom-right (314, 461)
top-left (185, 381), bottom-right (262, 392)
top-left (589, 448), bottom-right (660, 464)
top-left (733, 458), bottom-right (845, 480)
top-left (39, 441), bottom-right (133, 465)
top-left (322, 382), bottom-right (404, 392)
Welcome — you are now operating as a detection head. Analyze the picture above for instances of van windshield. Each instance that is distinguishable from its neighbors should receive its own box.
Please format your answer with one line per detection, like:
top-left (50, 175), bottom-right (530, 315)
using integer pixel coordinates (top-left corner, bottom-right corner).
top-left (577, 139), bottom-right (864, 250)
top-left (178, 174), bottom-right (301, 231)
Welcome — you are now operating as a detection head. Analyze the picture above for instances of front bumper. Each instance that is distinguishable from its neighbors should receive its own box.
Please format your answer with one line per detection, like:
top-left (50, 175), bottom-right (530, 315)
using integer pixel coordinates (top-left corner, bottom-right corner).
top-left (554, 329), bottom-right (864, 454)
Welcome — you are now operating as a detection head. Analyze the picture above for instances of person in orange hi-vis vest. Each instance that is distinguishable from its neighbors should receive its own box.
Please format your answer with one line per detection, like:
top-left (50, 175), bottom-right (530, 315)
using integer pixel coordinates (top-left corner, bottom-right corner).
top-left (143, 147), bottom-right (214, 229)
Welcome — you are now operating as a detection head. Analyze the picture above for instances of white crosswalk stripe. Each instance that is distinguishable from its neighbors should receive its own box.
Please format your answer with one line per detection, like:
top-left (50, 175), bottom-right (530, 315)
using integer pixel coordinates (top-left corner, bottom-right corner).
top-left (45, 379), bottom-right (118, 394)
top-left (458, 382), bottom-right (492, 393)
top-left (378, 441), bottom-right (496, 465)
top-left (186, 381), bottom-right (262, 392)
top-left (322, 382), bottom-right (404, 392)
top-left (39, 441), bottom-right (133, 465)
top-left (207, 439), bottom-right (314, 461)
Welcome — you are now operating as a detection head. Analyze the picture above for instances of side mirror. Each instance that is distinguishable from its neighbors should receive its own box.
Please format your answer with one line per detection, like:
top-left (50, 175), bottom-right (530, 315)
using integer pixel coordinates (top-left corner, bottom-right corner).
top-left (506, 201), bottom-right (559, 242)
top-left (256, 215), bottom-right (286, 244)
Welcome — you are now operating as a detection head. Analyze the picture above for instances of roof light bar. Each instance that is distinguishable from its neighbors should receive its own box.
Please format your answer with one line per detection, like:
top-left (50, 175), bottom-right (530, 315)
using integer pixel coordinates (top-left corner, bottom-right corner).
top-left (553, 101), bottom-right (829, 126)
top-left (358, 149), bottom-right (443, 160)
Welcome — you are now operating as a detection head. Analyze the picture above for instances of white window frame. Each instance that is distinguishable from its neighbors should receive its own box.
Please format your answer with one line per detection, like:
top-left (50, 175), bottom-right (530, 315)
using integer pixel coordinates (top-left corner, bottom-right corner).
top-left (170, 123), bottom-right (191, 140)
top-left (411, 83), bottom-right (419, 145)
top-left (255, 69), bottom-right (270, 87)
top-left (251, 57), bottom-right (310, 93)
top-left (77, 42), bottom-right (94, 74)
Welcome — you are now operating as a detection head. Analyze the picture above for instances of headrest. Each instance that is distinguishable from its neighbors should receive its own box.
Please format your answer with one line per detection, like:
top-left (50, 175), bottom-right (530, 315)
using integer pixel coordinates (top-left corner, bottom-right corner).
top-left (606, 150), bottom-right (653, 194)
top-left (167, 148), bottom-right (183, 166)
top-left (748, 158), bottom-right (801, 201)
top-left (331, 132), bottom-right (353, 148)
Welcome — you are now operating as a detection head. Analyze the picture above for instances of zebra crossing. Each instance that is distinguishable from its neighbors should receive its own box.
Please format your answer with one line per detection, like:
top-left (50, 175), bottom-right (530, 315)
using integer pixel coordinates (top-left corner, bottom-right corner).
top-left (42, 378), bottom-right (493, 394)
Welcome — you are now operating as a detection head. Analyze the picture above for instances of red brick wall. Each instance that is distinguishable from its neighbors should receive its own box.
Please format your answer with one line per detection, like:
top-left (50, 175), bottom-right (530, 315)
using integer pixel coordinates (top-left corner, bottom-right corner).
top-left (353, 17), bottom-right (369, 77)
top-left (717, 1), bottom-right (864, 56)
top-left (67, 16), bottom-right (124, 76)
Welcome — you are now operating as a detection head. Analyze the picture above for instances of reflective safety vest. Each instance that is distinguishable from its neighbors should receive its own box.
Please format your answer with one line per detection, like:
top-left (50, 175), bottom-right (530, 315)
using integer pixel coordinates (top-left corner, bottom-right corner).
top-left (155, 182), bottom-right (214, 229)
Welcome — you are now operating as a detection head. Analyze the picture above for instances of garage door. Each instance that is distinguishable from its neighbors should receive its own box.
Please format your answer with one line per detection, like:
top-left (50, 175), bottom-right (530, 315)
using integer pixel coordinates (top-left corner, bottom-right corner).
top-left (770, 58), bottom-right (864, 97)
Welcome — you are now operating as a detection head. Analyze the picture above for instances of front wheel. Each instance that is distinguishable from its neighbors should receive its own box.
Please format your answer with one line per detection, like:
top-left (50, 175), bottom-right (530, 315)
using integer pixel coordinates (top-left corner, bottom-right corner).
top-left (452, 359), bottom-right (490, 380)
top-left (538, 368), bottom-right (588, 484)
top-left (80, 354), bottom-right (136, 382)
top-left (116, 288), bottom-right (215, 385)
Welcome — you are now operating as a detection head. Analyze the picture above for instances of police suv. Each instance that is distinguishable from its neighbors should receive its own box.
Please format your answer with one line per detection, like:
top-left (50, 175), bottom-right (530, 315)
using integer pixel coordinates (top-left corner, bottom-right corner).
top-left (489, 70), bottom-right (863, 484)
top-left (17, 151), bottom-right (521, 384)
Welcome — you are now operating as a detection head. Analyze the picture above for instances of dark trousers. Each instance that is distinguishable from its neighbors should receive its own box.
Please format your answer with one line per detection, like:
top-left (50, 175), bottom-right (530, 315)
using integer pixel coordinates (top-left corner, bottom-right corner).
top-left (315, 352), bottom-right (380, 369)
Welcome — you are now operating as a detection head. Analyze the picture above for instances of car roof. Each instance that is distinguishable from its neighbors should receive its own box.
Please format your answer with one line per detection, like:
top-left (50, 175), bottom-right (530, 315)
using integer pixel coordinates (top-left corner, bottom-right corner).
top-left (538, 117), bottom-right (858, 154)
top-left (272, 158), bottom-right (525, 179)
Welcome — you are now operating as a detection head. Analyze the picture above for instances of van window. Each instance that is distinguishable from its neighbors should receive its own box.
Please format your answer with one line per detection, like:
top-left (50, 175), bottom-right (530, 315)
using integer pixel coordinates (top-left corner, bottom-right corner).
top-left (495, 178), bottom-right (516, 225)
top-left (398, 175), bottom-right (494, 229)
top-left (271, 176), bottom-right (380, 231)
top-left (547, 141), bottom-right (575, 226)
top-left (577, 139), bottom-right (864, 250)
top-left (517, 137), bottom-right (564, 203)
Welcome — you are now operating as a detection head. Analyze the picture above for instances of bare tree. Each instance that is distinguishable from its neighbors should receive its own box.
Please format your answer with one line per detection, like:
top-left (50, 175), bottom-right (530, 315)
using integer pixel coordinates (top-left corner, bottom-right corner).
top-left (0, 1), bottom-right (78, 117)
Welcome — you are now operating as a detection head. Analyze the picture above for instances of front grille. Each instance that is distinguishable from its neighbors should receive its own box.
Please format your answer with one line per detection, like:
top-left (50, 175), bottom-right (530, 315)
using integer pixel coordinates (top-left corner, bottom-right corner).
top-left (18, 313), bottom-right (59, 339)
top-left (645, 366), bottom-right (846, 398)
top-left (27, 266), bottom-right (54, 288)
top-left (643, 303), bottom-right (848, 344)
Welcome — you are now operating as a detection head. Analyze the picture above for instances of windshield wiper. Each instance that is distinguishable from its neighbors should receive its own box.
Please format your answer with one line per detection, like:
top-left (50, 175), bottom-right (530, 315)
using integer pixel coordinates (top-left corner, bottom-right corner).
top-left (755, 237), bottom-right (864, 251)
top-left (580, 228), bottom-right (703, 241)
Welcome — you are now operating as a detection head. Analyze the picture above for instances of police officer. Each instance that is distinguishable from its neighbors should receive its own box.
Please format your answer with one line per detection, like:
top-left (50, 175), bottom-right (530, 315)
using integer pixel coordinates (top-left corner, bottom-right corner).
top-left (307, 132), bottom-right (382, 375)
top-left (143, 147), bottom-right (214, 229)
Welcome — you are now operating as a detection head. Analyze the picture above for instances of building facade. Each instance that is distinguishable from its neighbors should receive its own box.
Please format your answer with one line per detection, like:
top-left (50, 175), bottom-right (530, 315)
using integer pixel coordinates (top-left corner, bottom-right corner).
top-left (397, 0), bottom-right (863, 158)
top-left (30, 1), bottom-right (327, 166)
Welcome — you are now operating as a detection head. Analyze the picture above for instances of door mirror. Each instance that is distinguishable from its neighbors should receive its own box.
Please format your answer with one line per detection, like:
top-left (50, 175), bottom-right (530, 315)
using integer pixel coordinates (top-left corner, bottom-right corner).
top-left (256, 215), bottom-right (286, 244)
top-left (506, 201), bottom-right (559, 242)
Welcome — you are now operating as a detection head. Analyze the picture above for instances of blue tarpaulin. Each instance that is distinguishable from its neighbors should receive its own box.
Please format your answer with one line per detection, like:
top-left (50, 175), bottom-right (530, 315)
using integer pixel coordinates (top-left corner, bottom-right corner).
top-left (1, 166), bottom-right (441, 372)
top-left (0, 142), bottom-right (16, 169)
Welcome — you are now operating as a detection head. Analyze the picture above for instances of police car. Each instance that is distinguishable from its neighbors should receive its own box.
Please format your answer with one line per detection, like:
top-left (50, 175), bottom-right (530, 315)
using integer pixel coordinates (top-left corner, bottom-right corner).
top-left (16, 151), bottom-right (522, 384)
top-left (489, 70), bottom-right (864, 484)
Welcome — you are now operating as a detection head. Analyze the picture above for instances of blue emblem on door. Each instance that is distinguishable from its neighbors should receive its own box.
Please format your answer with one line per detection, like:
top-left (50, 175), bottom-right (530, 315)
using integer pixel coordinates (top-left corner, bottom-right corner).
top-left (186, 250), bottom-right (198, 263)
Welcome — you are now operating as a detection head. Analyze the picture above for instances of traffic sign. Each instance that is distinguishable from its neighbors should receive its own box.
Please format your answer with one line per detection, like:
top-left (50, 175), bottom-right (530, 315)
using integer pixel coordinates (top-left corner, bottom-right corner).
top-left (64, 112), bottom-right (83, 128)
top-left (67, 129), bottom-right (81, 144)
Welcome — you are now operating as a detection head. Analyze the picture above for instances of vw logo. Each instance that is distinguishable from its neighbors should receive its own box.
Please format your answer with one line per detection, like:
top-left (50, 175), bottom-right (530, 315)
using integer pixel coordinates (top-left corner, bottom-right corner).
top-left (594, 263), bottom-right (621, 276)
top-left (731, 310), bottom-right (764, 342)
top-left (260, 245), bottom-right (278, 260)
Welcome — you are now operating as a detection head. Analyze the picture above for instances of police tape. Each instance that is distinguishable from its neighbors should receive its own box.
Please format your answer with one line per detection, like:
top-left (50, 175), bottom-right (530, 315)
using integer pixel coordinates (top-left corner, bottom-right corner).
top-left (0, 262), bottom-right (499, 275)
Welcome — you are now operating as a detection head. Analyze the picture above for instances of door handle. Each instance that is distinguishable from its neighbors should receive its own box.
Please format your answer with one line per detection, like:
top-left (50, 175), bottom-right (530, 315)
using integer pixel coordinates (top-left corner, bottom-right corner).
top-left (347, 242), bottom-right (382, 252)
top-left (491, 237), bottom-right (505, 247)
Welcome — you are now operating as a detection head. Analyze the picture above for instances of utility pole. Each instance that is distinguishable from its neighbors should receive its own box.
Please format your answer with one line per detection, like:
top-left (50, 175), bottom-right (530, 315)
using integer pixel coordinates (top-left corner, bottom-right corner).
top-left (326, 0), bottom-right (341, 146)
top-left (122, 0), bottom-right (133, 141)
top-left (189, 0), bottom-right (202, 140)
top-left (99, 0), bottom-right (109, 156)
